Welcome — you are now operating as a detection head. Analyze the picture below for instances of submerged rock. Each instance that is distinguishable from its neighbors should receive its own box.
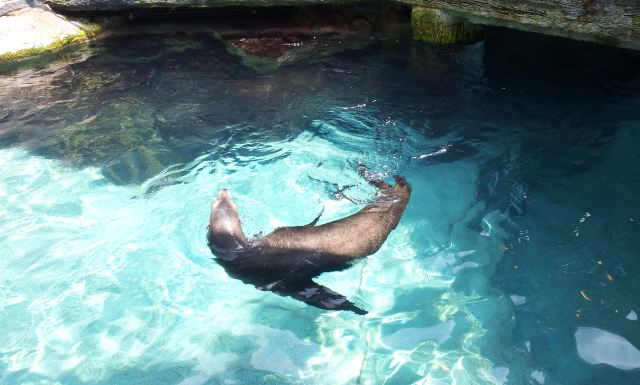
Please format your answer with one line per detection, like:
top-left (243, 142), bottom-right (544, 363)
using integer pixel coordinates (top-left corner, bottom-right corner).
top-left (228, 35), bottom-right (304, 59)
top-left (213, 4), bottom-right (408, 71)
top-left (0, 27), bottom-right (366, 184)
top-left (218, 32), bottom-right (374, 72)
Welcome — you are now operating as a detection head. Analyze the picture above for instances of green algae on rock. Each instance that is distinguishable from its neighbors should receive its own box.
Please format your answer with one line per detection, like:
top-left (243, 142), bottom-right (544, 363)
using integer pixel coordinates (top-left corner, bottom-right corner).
top-left (407, 0), bottom-right (640, 50)
top-left (411, 7), bottom-right (482, 45)
top-left (0, 6), bottom-right (102, 63)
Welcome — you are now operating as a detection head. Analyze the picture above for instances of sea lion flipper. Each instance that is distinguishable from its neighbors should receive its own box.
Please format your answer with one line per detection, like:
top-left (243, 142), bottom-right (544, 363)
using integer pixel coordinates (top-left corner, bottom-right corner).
top-left (393, 176), bottom-right (409, 188)
top-left (278, 280), bottom-right (367, 315)
top-left (356, 164), bottom-right (392, 190)
top-left (304, 207), bottom-right (325, 227)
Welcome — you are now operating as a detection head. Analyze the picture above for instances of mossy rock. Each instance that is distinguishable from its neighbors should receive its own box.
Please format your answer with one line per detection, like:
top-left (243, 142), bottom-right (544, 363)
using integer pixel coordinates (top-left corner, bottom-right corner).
top-left (0, 29), bottom-right (90, 62)
top-left (411, 7), bottom-right (483, 46)
top-left (0, 6), bottom-right (104, 68)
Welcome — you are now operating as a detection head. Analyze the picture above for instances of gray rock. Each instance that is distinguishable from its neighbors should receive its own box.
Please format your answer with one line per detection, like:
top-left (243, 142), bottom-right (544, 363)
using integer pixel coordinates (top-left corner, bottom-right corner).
top-left (46, 0), bottom-right (640, 50)
top-left (0, 0), bottom-right (36, 16)
top-left (0, 5), bottom-right (93, 59)
top-left (411, 6), bottom-right (483, 45)
top-left (47, 0), bottom-right (369, 12)
top-left (407, 0), bottom-right (640, 50)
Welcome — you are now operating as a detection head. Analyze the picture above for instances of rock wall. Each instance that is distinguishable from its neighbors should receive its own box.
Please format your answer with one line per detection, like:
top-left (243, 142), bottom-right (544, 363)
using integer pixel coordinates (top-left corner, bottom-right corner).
top-left (47, 0), bottom-right (370, 11)
top-left (406, 0), bottom-right (640, 49)
top-left (411, 6), bottom-right (482, 45)
top-left (1, 0), bottom-right (640, 66)
top-left (43, 0), bottom-right (640, 49)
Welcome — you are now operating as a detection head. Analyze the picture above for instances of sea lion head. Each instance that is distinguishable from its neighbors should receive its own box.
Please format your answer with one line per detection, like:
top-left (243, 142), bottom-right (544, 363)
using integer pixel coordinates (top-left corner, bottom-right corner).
top-left (207, 189), bottom-right (247, 252)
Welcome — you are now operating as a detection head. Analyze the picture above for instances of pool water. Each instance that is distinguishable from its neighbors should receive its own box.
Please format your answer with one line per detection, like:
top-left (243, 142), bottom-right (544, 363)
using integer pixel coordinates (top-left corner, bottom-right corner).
top-left (1, 25), bottom-right (640, 385)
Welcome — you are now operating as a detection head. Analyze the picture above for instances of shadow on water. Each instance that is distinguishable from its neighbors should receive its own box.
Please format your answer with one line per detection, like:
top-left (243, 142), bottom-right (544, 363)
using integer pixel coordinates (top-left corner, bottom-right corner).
top-left (0, 27), bottom-right (354, 184)
top-left (464, 30), bottom-right (640, 385)
top-left (463, 29), bottom-right (640, 218)
top-left (2, 25), bottom-right (638, 186)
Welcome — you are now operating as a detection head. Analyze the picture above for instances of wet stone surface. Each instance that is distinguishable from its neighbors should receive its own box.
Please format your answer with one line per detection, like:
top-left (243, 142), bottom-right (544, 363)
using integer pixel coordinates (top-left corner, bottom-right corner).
top-left (227, 35), bottom-right (307, 59)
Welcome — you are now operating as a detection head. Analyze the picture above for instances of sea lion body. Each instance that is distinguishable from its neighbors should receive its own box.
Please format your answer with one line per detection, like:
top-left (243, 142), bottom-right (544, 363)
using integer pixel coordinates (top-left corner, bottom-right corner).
top-left (207, 172), bottom-right (411, 314)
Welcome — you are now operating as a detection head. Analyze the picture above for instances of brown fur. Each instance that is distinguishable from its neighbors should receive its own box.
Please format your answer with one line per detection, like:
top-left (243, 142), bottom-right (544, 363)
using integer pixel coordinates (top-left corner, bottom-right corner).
top-left (258, 176), bottom-right (410, 260)
top-left (207, 174), bottom-right (411, 314)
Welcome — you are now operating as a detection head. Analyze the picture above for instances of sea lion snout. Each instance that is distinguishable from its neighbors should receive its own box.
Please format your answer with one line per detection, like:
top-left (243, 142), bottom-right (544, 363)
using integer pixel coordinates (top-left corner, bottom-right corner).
top-left (217, 189), bottom-right (232, 201)
top-left (212, 189), bottom-right (238, 211)
top-left (208, 189), bottom-right (246, 251)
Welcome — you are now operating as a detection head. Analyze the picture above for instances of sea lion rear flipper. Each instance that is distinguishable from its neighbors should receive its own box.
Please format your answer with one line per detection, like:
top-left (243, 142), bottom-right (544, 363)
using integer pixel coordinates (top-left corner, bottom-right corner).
top-left (277, 280), bottom-right (367, 315)
top-left (303, 207), bottom-right (325, 227)
top-left (356, 164), bottom-right (392, 190)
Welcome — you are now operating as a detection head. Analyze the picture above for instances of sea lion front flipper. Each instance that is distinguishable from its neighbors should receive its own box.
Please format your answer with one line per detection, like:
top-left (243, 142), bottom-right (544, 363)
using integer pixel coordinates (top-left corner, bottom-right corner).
top-left (356, 164), bottom-right (392, 190)
top-left (303, 207), bottom-right (325, 227)
top-left (276, 280), bottom-right (367, 315)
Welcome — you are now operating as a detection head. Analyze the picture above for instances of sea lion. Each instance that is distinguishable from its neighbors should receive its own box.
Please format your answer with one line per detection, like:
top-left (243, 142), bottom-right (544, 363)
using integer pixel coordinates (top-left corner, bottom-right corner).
top-left (207, 167), bottom-right (411, 314)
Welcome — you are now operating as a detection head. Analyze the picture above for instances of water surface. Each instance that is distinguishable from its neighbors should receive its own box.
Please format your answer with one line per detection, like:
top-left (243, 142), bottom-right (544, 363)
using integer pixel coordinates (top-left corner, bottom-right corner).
top-left (1, 25), bottom-right (640, 385)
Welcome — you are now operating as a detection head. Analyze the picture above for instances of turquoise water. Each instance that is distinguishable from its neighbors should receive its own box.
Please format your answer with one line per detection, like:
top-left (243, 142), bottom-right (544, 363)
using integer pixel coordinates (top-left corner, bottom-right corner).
top-left (1, 26), bottom-right (640, 384)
